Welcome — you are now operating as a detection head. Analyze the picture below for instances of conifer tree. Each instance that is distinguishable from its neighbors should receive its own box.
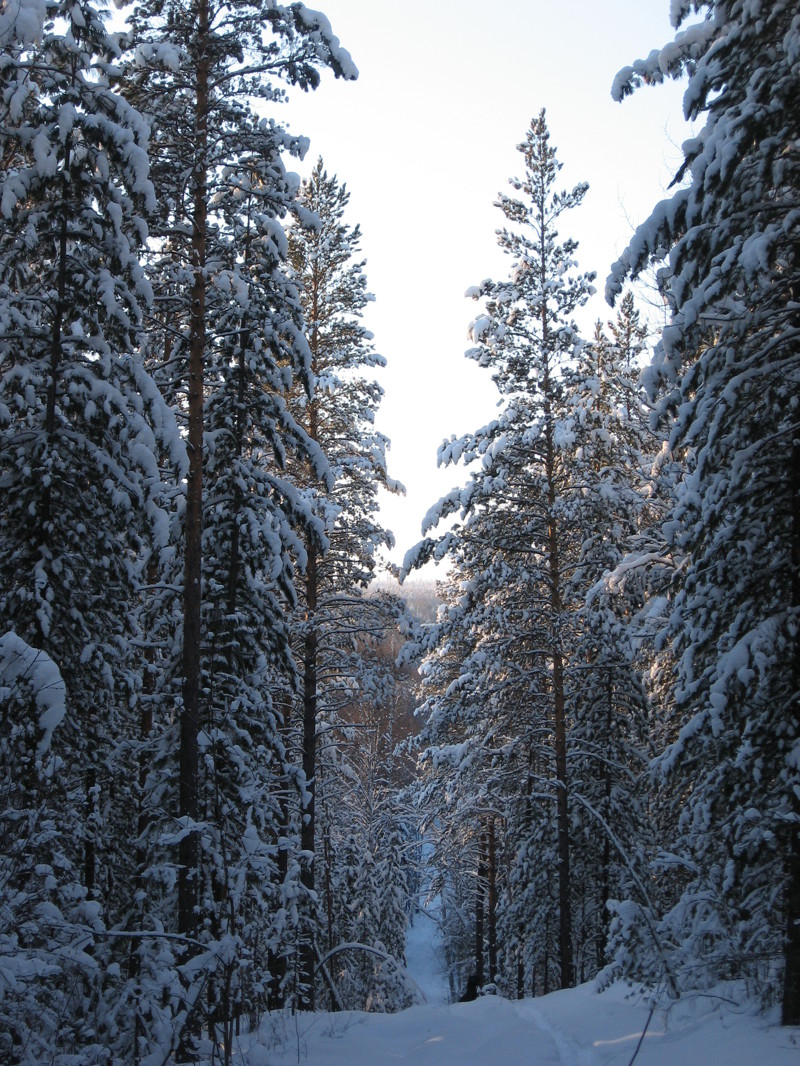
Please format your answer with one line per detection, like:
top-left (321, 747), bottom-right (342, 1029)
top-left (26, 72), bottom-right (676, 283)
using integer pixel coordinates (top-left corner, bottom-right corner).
top-left (286, 159), bottom-right (401, 1007)
top-left (0, 0), bottom-right (175, 1058)
top-left (408, 117), bottom-right (669, 996)
top-left (561, 301), bottom-right (656, 977)
top-left (115, 0), bottom-right (357, 1047)
top-left (407, 111), bottom-right (596, 990)
top-left (607, 0), bottom-right (800, 1019)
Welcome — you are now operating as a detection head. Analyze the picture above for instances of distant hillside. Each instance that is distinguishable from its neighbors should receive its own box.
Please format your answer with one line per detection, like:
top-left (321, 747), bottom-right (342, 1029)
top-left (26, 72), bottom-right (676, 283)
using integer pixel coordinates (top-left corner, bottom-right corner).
top-left (371, 574), bottom-right (440, 623)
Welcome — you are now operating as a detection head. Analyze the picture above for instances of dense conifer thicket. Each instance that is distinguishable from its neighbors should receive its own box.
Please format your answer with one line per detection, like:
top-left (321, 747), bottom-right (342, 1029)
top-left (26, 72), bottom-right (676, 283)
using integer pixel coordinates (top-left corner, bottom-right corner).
top-left (404, 0), bottom-right (799, 1025)
top-left (404, 111), bottom-right (660, 998)
top-left (0, 2), bottom-right (414, 1060)
top-left (0, 0), bottom-right (797, 1061)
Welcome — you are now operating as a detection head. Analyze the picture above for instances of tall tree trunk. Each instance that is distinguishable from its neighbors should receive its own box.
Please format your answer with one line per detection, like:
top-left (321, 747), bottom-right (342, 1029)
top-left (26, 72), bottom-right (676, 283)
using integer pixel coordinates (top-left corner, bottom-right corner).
top-left (487, 818), bottom-right (498, 983)
top-left (132, 560), bottom-right (158, 1059)
top-left (782, 427), bottom-right (800, 1024)
top-left (84, 765), bottom-right (97, 898)
top-left (299, 542), bottom-right (318, 1009)
top-left (298, 310), bottom-right (321, 1008)
top-left (268, 697), bottom-right (292, 1011)
top-left (44, 139), bottom-right (70, 441)
top-left (225, 195), bottom-right (252, 624)
top-left (598, 670), bottom-right (613, 971)
top-left (540, 231), bottom-right (573, 989)
top-left (475, 831), bottom-right (486, 987)
top-left (322, 803), bottom-right (335, 952)
top-left (178, 6), bottom-right (209, 1050)
top-left (552, 647), bottom-right (573, 988)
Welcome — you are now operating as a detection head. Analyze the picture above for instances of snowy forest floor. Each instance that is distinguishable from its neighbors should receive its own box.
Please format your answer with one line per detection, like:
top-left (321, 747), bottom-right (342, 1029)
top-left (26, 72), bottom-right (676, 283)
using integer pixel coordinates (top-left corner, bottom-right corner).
top-left (236, 907), bottom-right (799, 1065)
top-left (240, 981), bottom-right (800, 1065)
top-left (244, 984), bottom-right (800, 1066)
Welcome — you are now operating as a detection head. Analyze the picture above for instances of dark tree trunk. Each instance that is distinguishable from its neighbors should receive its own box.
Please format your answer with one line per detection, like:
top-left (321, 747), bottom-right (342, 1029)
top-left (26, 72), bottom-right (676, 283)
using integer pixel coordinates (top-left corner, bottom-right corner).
top-left (541, 267), bottom-right (573, 990)
top-left (133, 559), bottom-right (157, 1054)
top-left (548, 478), bottom-right (573, 991)
top-left (552, 624), bottom-right (573, 987)
top-left (299, 542), bottom-right (318, 1009)
top-left (84, 765), bottom-right (97, 898)
top-left (268, 700), bottom-right (292, 1011)
top-left (322, 806), bottom-right (335, 952)
top-left (45, 140), bottom-right (70, 441)
top-left (783, 837), bottom-right (800, 1025)
top-left (475, 831), bottom-right (486, 987)
top-left (225, 198), bottom-right (252, 625)
top-left (598, 670), bottom-right (613, 971)
top-left (177, 9), bottom-right (209, 1058)
top-left (487, 818), bottom-right (498, 983)
top-left (782, 428), bottom-right (800, 1024)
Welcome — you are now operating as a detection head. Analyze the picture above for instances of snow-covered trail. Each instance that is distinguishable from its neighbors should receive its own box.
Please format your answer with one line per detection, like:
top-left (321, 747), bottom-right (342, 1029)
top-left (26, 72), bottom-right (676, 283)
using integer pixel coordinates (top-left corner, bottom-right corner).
top-left (263, 996), bottom-right (568, 1065)
top-left (403, 907), bottom-right (450, 1007)
top-left (250, 982), bottom-right (799, 1066)
top-left (248, 868), bottom-right (798, 1064)
top-left (403, 868), bottom-right (451, 1007)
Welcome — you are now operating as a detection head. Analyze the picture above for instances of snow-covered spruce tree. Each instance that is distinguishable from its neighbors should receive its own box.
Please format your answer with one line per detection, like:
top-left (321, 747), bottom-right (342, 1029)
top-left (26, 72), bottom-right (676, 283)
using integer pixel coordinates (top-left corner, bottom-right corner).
top-left (194, 144), bottom-right (330, 1041)
top-left (607, 0), bottom-right (800, 1018)
top-left (285, 159), bottom-right (402, 1008)
top-left (406, 111), bottom-right (597, 990)
top-left (585, 298), bottom-right (687, 1000)
top-left (0, 2), bottom-right (177, 1059)
top-left (559, 301), bottom-right (658, 981)
top-left (118, 1), bottom-right (356, 1048)
top-left (408, 508), bottom-right (547, 994)
top-left (315, 653), bottom-right (414, 1012)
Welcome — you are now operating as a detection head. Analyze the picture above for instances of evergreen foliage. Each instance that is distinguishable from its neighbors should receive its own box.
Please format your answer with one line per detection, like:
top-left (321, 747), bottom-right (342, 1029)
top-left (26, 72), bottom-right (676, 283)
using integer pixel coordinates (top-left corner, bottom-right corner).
top-left (606, 0), bottom-right (800, 1018)
top-left (1, 0), bottom-right (797, 1053)
top-left (406, 113), bottom-right (656, 996)
top-left (0, 2), bottom-right (173, 1058)
top-left (285, 159), bottom-right (408, 1010)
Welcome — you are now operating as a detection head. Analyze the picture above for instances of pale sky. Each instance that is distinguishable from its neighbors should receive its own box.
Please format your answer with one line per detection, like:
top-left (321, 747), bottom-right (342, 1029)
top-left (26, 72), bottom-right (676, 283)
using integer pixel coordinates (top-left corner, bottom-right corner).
top-left (283, 0), bottom-right (691, 571)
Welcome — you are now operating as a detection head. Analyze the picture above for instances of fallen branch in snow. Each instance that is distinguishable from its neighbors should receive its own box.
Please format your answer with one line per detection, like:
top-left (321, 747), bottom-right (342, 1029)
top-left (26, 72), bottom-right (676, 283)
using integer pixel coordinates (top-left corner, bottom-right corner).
top-left (314, 941), bottom-right (345, 1013)
top-left (627, 1003), bottom-right (655, 1066)
top-left (314, 942), bottom-right (428, 1006)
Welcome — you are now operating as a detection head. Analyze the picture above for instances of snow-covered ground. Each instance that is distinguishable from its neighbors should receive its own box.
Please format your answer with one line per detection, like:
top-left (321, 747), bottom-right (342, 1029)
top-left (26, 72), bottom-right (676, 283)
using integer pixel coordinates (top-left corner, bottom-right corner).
top-left (403, 871), bottom-right (450, 1008)
top-left (403, 907), bottom-right (449, 1007)
top-left (232, 878), bottom-right (800, 1064)
top-left (239, 982), bottom-right (800, 1065)
top-left (233, 871), bottom-right (800, 1064)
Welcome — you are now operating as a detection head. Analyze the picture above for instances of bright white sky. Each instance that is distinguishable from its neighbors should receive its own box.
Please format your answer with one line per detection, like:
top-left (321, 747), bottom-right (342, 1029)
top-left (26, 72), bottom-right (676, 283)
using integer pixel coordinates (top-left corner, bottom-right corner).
top-left (283, 0), bottom-right (691, 570)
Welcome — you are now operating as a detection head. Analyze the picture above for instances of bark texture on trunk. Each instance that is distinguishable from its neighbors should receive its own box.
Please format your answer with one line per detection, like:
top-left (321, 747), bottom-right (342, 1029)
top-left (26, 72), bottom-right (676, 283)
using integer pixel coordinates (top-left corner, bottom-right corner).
top-left (782, 428), bottom-right (800, 1024)
top-left (299, 543), bottom-right (318, 1010)
top-left (487, 818), bottom-right (498, 984)
top-left (179, 0), bottom-right (209, 953)
top-left (475, 832), bottom-right (486, 987)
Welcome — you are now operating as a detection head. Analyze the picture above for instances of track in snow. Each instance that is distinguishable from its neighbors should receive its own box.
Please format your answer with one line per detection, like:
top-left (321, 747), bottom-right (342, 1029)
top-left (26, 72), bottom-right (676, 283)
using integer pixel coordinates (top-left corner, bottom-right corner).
top-left (266, 996), bottom-right (567, 1065)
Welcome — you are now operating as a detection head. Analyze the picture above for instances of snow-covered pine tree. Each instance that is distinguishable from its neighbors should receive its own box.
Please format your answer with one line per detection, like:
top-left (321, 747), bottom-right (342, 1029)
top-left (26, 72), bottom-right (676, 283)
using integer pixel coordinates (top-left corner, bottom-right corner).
top-left (560, 299), bottom-right (657, 979)
top-left (316, 660), bottom-right (414, 1011)
top-left (407, 111), bottom-right (596, 990)
top-left (607, 0), bottom-right (800, 1019)
top-left (0, 0), bottom-right (174, 1059)
top-left (117, 1), bottom-right (357, 1048)
top-left (193, 145), bottom-right (327, 1038)
top-left (409, 481), bottom-right (561, 991)
top-left (285, 159), bottom-right (403, 1007)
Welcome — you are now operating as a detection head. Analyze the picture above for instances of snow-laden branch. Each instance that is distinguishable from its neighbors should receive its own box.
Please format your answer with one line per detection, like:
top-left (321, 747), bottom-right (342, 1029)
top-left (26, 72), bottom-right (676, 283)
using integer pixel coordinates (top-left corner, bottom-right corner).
top-left (314, 942), bottom-right (428, 1005)
top-left (0, 631), bottom-right (66, 755)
